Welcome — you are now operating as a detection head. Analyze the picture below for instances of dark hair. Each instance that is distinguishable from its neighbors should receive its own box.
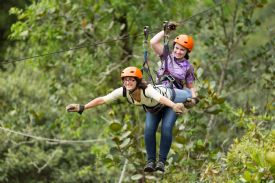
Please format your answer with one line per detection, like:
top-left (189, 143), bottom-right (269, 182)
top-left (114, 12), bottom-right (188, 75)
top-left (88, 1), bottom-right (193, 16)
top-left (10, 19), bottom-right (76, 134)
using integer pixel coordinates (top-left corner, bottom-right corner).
top-left (184, 52), bottom-right (189, 60)
top-left (136, 79), bottom-right (148, 90)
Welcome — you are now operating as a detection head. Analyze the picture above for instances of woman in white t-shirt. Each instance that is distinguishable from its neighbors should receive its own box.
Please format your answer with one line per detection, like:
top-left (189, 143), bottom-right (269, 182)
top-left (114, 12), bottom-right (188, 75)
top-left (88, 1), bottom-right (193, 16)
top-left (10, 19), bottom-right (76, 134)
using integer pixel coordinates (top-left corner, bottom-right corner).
top-left (66, 66), bottom-right (192, 172)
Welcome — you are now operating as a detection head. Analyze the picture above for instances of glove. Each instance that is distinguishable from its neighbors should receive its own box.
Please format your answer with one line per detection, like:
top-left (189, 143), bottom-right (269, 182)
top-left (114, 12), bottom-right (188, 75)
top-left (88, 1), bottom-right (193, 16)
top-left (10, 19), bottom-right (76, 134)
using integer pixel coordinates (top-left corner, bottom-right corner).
top-left (172, 103), bottom-right (186, 114)
top-left (66, 104), bottom-right (85, 114)
top-left (167, 21), bottom-right (178, 31)
top-left (184, 97), bottom-right (200, 109)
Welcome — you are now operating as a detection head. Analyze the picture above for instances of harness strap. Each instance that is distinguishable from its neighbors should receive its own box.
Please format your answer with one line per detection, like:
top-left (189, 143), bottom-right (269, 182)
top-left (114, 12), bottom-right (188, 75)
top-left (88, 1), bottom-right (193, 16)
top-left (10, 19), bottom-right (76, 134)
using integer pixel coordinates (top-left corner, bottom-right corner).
top-left (143, 87), bottom-right (176, 114)
top-left (123, 86), bottom-right (126, 97)
top-left (160, 75), bottom-right (182, 89)
top-left (141, 26), bottom-right (156, 86)
top-left (123, 86), bottom-right (176, 114)
top-left (163, 21), bottom-right (170, 46)
top-left (143, 103), bottom-right (164, 114)
top-left (123, 86), bottom-right (134, 104)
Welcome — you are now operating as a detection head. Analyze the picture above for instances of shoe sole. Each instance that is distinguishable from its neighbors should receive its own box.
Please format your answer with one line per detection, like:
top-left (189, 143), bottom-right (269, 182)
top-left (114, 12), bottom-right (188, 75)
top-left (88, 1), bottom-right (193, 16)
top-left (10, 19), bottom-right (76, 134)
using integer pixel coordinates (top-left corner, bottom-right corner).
top-left (155, 167), bottom-right (164, 172)
top-left (144, 167), bottom-right (155, 172)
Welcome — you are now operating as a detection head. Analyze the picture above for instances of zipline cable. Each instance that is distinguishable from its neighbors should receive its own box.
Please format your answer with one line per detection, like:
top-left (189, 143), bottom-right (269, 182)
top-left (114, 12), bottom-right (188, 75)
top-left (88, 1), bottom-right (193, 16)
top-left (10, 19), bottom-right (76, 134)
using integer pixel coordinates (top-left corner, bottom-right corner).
top-left (1, 2), bottom-right (224, 65)
top-left (0, 126), bottom-right (108, 144)
top-left (148, 1), bottom-right (225, 35)
top-left (177, 1), bottom-right (224, 25)
top-left (1, 33), bottom-right (144, 64)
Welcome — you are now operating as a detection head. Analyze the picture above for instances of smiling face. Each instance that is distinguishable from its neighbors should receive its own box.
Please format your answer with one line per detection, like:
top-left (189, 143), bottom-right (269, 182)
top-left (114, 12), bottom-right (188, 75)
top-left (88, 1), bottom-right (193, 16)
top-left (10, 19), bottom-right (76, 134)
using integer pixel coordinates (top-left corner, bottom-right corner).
top-left (173, 43), bottom-right (188, 59)
top-left (122, 77), bottom-right (137, 91)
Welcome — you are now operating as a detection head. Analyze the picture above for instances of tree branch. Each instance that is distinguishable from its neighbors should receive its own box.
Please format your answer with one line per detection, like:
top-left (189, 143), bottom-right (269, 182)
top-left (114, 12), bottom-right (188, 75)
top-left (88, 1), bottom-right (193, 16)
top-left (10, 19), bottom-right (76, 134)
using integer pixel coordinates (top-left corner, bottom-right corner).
top-left (31, 150), bottom-right (59, 173)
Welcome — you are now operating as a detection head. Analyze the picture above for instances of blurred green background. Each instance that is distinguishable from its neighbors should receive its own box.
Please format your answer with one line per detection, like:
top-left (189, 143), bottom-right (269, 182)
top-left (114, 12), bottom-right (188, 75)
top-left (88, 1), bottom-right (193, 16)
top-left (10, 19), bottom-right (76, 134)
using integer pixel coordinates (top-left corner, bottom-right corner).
top-left (0, 0), bottom-right (274, 182)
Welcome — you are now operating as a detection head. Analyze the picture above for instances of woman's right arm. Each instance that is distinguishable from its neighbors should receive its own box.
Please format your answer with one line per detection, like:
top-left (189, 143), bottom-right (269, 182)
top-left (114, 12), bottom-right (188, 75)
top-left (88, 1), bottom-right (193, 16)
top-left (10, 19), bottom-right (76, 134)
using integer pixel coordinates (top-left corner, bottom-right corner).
top-left (66, 87), bottom-right (123, 114)
top-left (84, 97), bottom-right (105, 109)
top-left (150, 30), bottom-right (165, 56)
top-left (66, 97), bottom-right (106, 114)
top-left (145, 85), bottom-right (185, 114)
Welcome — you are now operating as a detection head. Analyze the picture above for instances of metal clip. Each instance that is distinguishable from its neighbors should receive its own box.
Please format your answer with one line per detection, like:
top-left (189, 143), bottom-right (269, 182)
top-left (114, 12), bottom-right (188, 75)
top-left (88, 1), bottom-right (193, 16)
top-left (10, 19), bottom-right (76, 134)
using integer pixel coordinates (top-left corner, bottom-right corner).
top-left (163, 21), bottom-right (168, 32)
top-left (161, 75), bottom-right (175, 82)
top-left (144, 26), bottom-right (149, 43)
top-left (166, 75), bottom-right (175, 82)
top-left (163, 21), bottom-right (170, 44)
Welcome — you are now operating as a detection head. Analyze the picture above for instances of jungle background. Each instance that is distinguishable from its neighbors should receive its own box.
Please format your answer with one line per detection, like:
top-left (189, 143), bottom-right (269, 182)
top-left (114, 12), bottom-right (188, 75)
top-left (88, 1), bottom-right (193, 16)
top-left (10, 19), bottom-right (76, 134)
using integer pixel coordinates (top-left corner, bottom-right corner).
top-left (0, 0), bottom-right (274, 182)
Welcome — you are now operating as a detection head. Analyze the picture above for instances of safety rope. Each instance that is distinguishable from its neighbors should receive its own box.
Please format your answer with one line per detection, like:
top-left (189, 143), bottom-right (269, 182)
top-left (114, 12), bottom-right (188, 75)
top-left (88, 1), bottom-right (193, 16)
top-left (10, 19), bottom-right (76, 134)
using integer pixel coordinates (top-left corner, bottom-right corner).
top-left (162, 21), bottom-right (171, 75)
top-left (0, 126), bottom-right (107, 144)
top-left (163, 21), bottom-right (171, 46)
top-left (141, 26), bottom-right (156, 86)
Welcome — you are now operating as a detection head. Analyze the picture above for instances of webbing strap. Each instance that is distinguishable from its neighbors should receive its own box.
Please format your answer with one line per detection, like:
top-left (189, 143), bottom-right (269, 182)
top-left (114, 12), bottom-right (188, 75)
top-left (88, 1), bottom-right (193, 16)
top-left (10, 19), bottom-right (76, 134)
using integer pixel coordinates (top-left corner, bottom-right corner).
top-left (163, 44), bottom-right (170, 74)
top-left (142, 26), bottom-right (156, 86)
top-left (123, 86), bottom-right (127, 97)
top-left (143, 87), bottom-right (176, 114)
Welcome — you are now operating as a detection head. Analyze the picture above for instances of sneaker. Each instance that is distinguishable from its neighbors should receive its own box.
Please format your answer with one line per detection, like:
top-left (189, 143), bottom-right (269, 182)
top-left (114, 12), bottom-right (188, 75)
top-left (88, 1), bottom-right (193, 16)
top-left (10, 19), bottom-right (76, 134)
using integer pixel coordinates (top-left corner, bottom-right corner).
top-left (155, 161), bottom-right (165, 172)
top-left (144, 160), bottom-right (155, 172)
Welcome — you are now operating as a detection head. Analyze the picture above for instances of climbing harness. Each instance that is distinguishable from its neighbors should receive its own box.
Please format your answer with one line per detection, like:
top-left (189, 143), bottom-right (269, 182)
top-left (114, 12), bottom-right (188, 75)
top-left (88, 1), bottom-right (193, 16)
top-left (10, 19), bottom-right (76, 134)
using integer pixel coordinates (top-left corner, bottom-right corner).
top-left (142, 85), bottom-right (176, 114)
top-left (122, 84), bottom-right (175, 114)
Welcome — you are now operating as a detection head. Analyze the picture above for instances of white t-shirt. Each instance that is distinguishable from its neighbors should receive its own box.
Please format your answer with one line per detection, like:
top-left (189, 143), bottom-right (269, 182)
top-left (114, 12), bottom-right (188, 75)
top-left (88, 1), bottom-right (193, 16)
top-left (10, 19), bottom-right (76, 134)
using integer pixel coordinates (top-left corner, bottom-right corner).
top-left (102, 84), bottom-right (173, 107)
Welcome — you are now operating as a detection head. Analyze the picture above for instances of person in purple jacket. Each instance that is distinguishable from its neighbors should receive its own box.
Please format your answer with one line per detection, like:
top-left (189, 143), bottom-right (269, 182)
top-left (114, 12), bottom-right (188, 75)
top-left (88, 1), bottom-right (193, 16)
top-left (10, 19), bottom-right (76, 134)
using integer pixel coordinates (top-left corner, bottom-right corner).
top-left (143, 23), bottom-right (199, 172)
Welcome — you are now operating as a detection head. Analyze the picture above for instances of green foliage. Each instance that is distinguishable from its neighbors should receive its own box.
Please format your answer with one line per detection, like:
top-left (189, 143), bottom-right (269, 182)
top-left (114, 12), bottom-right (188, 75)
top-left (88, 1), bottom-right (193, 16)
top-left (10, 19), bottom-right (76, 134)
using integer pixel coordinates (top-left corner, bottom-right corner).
top-left (201, 122), bottom-right (275, 182)
top-left (0, 0), bottom-right (274, 182)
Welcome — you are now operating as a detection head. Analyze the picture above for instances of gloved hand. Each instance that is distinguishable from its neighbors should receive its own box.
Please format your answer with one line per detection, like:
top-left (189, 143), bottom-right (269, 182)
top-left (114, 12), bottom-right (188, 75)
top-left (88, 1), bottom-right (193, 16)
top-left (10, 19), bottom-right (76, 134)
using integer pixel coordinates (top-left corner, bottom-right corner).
top-left (167, 21), bottom-right (178, 31)
top-left (172, 103), bottom-right (186, 114)
top-left (184, 97), bottom-right (200, 109)
top-left (66, 104), bottom-right (85, 114)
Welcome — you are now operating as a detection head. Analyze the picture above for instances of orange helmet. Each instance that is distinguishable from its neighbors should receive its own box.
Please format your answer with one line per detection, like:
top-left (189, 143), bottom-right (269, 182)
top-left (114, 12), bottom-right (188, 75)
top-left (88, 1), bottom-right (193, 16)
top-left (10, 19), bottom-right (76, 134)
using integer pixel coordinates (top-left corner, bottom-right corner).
top-left (174, 34), bottom-right (194, 52)
top-left (121, 66), bottom-right (142, 79)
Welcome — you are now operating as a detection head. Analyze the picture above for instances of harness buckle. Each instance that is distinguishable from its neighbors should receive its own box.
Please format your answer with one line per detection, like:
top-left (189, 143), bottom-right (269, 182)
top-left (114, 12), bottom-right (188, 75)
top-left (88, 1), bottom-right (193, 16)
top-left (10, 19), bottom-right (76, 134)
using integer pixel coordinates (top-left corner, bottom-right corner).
top-left (162, 75), bottom-right (175, 83)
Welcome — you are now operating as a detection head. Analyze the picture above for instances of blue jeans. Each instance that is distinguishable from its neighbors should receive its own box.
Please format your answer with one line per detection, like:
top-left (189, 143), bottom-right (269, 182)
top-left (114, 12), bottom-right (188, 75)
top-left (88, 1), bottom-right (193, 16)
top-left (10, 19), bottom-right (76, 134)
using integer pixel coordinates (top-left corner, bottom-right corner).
top-left (144, 88), bottom-right (192, 162)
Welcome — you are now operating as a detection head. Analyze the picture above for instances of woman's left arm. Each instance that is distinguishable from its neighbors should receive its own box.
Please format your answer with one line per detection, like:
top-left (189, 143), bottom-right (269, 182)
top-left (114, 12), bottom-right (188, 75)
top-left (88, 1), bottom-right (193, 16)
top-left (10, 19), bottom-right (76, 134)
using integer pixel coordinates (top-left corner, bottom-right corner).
top-left (186, 83), bottom-right (197, 98)
top-left (185, 83), bottom-right (200, 108)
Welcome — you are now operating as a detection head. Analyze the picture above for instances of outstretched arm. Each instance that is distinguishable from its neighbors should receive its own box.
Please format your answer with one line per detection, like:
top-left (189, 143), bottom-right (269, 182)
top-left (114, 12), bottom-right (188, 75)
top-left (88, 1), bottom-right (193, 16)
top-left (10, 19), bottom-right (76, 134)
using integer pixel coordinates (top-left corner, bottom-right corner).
top-left (84, 97), bottom-right (105, 109)
top-left (66, 87), bottom-right (124, 114)
top-left (66, 97), bottom-right (106, 114)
